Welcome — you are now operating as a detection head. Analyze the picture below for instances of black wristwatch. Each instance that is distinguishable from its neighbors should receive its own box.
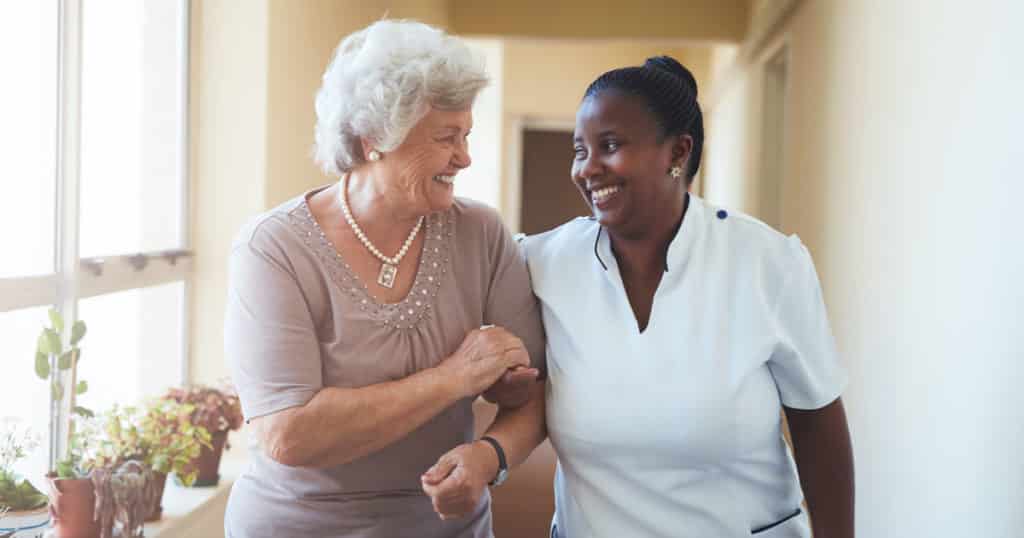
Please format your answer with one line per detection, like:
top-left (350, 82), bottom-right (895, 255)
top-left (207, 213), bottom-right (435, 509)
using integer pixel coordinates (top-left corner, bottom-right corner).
top-left (479, 436), bottom-right (509, 486)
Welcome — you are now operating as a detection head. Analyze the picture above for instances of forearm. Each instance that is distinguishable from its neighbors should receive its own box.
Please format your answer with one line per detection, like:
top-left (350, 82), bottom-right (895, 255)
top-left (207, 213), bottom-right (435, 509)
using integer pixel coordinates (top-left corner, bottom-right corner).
top-left (482, 381), bottom-right (547, 469)
top-left (785, 398), bottom-right (855, 538)
top-left (266, 366), bottom-right (460, 468)
top-left (481, 384), bottom-right (529, 408)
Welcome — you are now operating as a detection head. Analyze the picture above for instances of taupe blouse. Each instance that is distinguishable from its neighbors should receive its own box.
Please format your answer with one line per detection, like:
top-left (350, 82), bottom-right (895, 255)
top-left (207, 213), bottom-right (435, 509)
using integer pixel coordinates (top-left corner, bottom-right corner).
top-left (224, 189), bottom-right (545, 538)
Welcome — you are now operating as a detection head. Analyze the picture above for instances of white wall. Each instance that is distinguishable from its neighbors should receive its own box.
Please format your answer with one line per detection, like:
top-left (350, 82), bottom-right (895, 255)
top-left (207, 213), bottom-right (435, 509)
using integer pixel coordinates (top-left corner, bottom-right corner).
top-left (703, 1), bottom-right (1024, 536)
top-left (703, 64), bottom-right (762, 214)
top-left (455, 38), bottom-right (504, 210)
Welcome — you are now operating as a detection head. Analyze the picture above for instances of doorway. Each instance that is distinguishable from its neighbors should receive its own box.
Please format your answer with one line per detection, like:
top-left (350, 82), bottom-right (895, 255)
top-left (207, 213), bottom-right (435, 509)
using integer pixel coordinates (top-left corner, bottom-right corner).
top-left (518, 127), bottom-right (590, 236)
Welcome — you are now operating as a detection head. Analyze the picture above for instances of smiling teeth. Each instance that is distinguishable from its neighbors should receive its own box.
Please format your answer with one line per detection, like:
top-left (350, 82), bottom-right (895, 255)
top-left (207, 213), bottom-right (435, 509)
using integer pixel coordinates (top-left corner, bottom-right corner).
top-left (434, 175), bottom-right (455, 184)
top-left (592, 185), bottom-right (621, 202)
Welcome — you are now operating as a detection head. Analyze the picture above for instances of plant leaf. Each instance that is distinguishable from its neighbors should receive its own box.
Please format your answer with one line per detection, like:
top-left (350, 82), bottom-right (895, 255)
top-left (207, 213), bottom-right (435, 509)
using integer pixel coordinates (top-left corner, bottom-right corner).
top-left (35, 352), bottom-right (51, 380)
top-left (73, 406), bottom-right (94, 418)
top-left (49, 308), bottom-right (64, 333)
top-left (152, 454), bottom-right (170, 473)
top-left (71, 320), bottom-right (87, 346)
top-left (45, 328), bottom-right (62, 355)
top-left (56, 459), bottom-right (75, 479)
top-left (59, 350), bottom-right (74, 370)
top-left (52, 380), bottom-right (64, 401)
top-left (37, 332), bottom-right (52, 355)
top-left (76, 380), bottom-right (88, 395)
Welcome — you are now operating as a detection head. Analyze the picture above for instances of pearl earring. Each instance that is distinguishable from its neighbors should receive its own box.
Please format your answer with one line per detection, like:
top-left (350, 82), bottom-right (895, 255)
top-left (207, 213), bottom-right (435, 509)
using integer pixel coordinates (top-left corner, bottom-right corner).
top-left (670, 166), bottom-right (683, 179)
top-left (368, 150), bottom-right (382, 162)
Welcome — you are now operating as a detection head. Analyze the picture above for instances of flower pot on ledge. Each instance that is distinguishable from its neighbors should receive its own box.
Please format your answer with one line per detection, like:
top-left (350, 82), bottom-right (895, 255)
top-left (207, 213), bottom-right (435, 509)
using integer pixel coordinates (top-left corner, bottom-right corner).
top-left (176, 430), bottom-right (228, 488)
top-left (47, 475), bottom-right (104, 538)
top-left (144, 471), bottom-right (167, 522)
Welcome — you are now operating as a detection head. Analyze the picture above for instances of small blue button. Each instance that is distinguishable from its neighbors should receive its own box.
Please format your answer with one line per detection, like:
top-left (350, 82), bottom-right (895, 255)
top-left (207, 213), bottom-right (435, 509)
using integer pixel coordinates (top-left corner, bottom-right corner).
top-left (717, 209), bottom-right (728, 219)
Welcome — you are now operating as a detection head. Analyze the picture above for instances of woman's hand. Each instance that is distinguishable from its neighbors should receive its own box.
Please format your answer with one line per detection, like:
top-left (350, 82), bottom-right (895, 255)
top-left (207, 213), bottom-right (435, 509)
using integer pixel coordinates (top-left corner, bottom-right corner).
top-left (421, 441), bottom-right (498, 519)
top-left (438, 326), bottom-right (532, 399)
top-left (482, 366), bottom-right (540, 408)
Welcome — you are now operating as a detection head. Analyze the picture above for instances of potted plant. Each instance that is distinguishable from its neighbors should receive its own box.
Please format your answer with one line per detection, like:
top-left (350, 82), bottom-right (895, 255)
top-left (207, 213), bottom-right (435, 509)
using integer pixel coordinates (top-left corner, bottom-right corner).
top-left (78, 406), bottom-right (160, 538)
top-left (135, 399), bottom-right (211, 521)
top-left (33, 309), bottom-right (99, 538)
top-left (0, 419), bottom-right (49, 538)
top-left (162, 385), bottom-right (243, 487)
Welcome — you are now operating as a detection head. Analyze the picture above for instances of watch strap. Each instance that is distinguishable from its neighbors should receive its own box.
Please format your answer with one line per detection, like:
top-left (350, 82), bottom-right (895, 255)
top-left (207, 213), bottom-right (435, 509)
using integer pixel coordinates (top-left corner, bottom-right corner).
top-left (479, 435), bottom-right (508, 485)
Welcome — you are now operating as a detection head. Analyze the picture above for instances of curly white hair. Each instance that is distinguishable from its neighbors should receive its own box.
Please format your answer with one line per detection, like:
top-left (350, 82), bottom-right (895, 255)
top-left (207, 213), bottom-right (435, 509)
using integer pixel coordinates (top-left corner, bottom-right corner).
top-left (313, 20), bottom-right (489, 176)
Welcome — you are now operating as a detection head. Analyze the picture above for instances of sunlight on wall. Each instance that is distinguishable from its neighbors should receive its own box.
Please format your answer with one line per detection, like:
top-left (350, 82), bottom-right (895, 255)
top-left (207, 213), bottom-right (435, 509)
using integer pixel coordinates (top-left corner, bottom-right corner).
top-left (703, 1), bottom-right (1024, 535)
top-left (455, 39), bottom-right (503, 210)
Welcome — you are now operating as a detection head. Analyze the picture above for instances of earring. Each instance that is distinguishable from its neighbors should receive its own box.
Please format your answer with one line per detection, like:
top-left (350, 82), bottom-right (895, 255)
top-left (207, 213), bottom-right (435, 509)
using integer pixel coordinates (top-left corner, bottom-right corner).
top-left (368, 149), bottom-right (382, 162)
top-left (669, 166), bottom-right (683, 179)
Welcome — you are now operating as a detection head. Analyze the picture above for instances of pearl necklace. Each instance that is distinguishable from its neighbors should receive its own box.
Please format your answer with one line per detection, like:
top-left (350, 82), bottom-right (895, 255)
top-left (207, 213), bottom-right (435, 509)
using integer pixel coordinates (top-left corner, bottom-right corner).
top-left (338, 174), bottom-right (424, 289)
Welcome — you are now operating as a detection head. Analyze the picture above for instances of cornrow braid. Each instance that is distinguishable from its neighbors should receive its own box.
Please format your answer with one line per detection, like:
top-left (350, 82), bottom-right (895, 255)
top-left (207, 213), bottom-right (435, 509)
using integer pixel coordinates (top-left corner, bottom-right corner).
top-left (583, 56), bottom-right (704, 181)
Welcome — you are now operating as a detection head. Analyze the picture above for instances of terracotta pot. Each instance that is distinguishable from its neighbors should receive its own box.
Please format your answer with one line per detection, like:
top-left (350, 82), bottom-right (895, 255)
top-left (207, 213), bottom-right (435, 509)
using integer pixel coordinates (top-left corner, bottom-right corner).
top-left (184, 430), bottom-right (227, 487)
top-left (47, 475), bottom-right (103, 538)
top-left (0, 506), bottom-right (50, 538)
top-left (144, 471), bottom-right (167, 522)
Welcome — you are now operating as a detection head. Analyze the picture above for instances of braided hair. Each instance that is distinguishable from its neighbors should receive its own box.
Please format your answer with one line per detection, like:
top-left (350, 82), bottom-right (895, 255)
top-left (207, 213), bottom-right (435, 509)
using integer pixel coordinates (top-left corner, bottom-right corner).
top-left (583, 56), bottom-right (704, 182)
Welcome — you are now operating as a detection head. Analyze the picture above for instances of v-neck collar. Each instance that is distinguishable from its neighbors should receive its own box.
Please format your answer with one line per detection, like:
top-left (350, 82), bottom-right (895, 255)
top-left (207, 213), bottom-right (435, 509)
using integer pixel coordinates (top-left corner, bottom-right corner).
top-left (593, 192), bottom-right (705, 334)
top-left (595, 192), bottom-right (705, 277)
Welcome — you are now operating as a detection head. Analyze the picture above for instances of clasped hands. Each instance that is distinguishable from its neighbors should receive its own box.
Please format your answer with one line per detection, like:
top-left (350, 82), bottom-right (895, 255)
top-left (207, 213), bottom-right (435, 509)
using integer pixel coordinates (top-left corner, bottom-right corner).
top-left (424, 325), bottom-right (537, 519)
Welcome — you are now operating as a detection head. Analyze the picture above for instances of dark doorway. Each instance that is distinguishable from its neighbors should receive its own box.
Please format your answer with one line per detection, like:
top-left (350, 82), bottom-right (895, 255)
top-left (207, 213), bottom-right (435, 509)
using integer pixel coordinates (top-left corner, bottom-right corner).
top-left (519, 128), bottom-right (590, 235)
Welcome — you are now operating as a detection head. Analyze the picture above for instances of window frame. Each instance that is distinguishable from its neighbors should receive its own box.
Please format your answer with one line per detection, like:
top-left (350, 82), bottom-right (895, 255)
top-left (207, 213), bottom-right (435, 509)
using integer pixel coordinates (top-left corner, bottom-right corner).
top-left (0, 0), bottom-right (192, 470)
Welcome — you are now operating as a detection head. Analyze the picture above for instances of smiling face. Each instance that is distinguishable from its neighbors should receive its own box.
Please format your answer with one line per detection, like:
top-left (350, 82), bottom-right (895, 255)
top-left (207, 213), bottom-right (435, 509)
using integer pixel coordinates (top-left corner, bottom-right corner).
top-left (572, 91), bottom-right (691, 237)
top-left (369, 106), bottom-right (473, 214)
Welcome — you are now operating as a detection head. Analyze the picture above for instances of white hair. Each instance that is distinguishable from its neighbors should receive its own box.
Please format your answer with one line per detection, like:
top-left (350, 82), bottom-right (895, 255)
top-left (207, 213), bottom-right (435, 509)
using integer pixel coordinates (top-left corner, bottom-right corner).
top-left (313, 20), bottom-right (488, 176)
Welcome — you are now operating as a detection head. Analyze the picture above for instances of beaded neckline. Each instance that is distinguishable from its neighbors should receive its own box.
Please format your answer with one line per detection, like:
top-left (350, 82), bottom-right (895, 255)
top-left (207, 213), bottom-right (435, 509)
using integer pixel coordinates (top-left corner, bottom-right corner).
top-left (288, 197), bottom-right (454, 330)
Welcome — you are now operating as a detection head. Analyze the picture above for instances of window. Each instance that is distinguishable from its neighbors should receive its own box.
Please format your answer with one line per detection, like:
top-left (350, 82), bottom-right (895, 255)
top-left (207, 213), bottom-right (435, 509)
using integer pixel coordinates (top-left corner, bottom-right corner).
top-left (0, 0), bottom-right (191, 484)
top-left (0, 2), bottom-right (58, 279)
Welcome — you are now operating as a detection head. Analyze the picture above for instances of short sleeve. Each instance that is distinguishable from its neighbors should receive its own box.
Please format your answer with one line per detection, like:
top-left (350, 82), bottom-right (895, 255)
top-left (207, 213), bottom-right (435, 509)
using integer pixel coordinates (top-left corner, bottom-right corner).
top-left (483, 223), bottom-right (547, 376)
top-left (225, 242), bottom-right (323, 421)
top-left (767, 236), bottom-right (847, 410)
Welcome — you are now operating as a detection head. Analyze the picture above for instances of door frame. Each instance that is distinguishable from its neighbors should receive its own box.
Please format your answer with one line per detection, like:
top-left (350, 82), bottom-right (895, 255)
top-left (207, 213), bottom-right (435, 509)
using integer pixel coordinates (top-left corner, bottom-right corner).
top-left (502, 116), bottom-right (576, 234)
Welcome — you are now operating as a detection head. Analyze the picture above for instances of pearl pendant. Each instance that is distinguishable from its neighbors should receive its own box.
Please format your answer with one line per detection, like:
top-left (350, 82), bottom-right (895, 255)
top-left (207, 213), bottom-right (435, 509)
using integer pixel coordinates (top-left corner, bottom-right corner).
top-left (378, 263), bottom-right (398, 288)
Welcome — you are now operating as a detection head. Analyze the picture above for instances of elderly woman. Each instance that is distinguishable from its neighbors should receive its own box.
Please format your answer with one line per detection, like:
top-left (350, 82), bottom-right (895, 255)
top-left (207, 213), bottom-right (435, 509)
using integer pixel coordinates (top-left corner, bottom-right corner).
top-left (223, 20), bottom-right (544, 538)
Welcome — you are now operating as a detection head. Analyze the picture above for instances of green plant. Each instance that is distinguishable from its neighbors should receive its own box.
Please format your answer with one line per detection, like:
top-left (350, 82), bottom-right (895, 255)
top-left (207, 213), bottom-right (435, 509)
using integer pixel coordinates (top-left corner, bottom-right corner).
top-left (33, 308), bottom-right (93, 478)
top-left (163, 385), bottom-right (243, 448)
top-left (137, 399), bottom-right (211, 485)
top-left (80, 405), bottom-right (139, 473)
top-left (0, 418), bottom-right (48, 513)
top-left (55, 416), bottom-right (102, 479)
top-left (77, 403), bottom-right (211, 487)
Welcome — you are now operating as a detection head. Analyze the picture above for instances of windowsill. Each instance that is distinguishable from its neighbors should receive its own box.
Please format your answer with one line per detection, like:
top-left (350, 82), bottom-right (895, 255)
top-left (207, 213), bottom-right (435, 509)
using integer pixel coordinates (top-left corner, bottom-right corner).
top-left (42, 451), bottom-right (247, 538)
top-left (144, 453), bottom-right (245, 538)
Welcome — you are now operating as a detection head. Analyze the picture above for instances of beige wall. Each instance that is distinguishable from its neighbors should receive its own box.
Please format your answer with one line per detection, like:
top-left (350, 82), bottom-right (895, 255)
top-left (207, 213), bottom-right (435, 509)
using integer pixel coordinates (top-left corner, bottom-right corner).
top-left (704, 63), bottom-right (764, 214)
top-left (703, 0), bottom-right (1024, 535)
top-left (451, 0), bottom-right (749, 42)
top-left (454, 39), bottom-right (505, 210)
top-left (188, 0), bottom-right (270, 386)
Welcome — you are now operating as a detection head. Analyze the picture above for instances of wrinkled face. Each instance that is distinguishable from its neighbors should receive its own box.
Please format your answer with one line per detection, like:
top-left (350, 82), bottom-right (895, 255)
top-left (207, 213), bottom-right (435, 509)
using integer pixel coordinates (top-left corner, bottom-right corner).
top-left (374, 107), bottom-right (473, 214)
top-left (572, 91), bottom-right (688, 236)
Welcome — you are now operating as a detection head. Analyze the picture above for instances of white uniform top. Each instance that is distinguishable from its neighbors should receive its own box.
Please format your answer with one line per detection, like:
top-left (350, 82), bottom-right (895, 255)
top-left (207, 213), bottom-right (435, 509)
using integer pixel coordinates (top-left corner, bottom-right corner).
top-left (523, 194), bottom-right (846, 538)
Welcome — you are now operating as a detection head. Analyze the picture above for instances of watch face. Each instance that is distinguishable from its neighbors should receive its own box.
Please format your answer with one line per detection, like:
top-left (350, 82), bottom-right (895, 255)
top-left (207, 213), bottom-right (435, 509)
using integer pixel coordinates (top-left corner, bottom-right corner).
top-left (492, 468), bottom-right (510, 486)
